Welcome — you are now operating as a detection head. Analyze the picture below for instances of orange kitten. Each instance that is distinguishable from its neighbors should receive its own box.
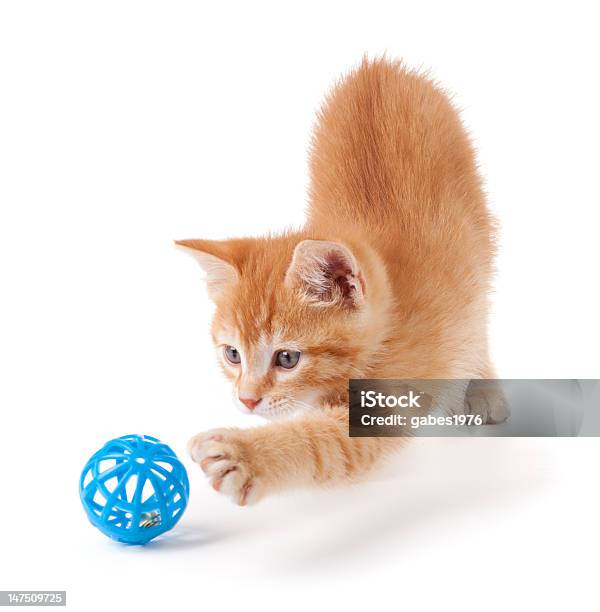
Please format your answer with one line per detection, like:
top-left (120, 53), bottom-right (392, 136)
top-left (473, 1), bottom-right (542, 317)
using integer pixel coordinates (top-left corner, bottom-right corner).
top-left (178, 58), bottom-right (508, 505)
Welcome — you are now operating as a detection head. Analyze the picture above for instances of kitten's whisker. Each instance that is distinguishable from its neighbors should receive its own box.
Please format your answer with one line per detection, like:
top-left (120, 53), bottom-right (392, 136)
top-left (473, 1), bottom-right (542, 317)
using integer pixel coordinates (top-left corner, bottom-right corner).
top-left (286, 398), bottom-right (317, 412)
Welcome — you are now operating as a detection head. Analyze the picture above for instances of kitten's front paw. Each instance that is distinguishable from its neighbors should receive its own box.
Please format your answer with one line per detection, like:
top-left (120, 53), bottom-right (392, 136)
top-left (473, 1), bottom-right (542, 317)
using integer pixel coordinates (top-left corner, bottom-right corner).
top-left (465, 381), bottom-right (510, 424)
top-left (188, 429), bottom-right (261, 506)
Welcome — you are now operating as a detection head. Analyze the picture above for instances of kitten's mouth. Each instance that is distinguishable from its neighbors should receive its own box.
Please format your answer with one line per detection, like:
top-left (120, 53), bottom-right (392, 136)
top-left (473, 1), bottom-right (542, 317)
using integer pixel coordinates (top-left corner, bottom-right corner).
top-left (233, 392), bottom-right (318, 419)
top-left (235, 396), bottom-right (273, 417)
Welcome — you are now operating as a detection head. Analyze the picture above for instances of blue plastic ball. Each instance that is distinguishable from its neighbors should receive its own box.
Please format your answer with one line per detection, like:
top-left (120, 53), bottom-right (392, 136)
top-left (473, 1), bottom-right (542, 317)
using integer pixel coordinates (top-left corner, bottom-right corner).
top-left (79, 434), bottom-right (190, 545)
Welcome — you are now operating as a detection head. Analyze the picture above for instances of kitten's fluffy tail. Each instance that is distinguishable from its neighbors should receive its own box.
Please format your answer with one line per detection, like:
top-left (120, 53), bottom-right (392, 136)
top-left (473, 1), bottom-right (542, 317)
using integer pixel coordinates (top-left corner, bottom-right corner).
top-left (307, 57), bottom-right (484, 231)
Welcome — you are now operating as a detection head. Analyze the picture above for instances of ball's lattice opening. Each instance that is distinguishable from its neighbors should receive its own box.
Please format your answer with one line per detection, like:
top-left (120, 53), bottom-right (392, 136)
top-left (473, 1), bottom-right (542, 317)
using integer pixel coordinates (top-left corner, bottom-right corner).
top-left (79, 434), bottom-right (189, 545)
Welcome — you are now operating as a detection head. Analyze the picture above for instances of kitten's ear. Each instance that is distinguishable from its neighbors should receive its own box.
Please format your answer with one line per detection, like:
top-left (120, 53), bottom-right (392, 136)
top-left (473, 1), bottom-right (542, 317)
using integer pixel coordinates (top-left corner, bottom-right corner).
top-left (285, 240), bottom-right (365, 308)
top-left (175, 239), bottom-right (238, 301)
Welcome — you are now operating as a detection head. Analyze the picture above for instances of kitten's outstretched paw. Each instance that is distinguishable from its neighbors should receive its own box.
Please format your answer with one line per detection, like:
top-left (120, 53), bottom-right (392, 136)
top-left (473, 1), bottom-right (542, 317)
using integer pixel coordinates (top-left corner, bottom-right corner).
top-left (188, 429), bottom-right (260, 506)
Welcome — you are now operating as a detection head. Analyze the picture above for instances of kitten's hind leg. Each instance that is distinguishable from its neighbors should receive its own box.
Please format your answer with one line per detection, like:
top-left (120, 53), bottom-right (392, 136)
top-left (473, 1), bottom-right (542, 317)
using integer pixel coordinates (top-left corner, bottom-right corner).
top-left (465, 379), bottom-right (510, 424)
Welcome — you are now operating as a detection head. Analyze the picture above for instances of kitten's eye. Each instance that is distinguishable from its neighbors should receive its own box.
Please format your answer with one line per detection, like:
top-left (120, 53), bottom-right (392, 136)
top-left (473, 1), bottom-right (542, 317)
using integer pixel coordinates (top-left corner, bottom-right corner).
top-left (224, 345), bottom-right (241, 365)
top-left (275, 350), bottom-right (301, 369)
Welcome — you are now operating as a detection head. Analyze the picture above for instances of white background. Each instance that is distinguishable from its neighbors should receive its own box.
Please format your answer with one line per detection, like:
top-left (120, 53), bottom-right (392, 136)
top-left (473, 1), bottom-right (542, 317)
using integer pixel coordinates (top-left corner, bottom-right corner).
top-left (1, 1), bottom-right (599, 611)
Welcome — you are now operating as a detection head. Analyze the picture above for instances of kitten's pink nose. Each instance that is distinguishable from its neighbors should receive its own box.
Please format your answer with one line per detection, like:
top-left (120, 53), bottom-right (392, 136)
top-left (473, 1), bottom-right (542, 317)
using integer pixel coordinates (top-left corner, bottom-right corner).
top-left (240, 397), bottom-right (261, 411)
